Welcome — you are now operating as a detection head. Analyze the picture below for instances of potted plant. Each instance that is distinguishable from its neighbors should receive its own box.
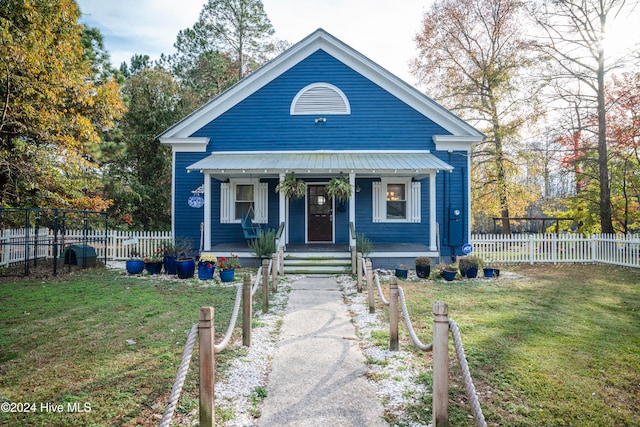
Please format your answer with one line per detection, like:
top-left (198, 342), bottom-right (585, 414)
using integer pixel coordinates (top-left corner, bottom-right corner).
top-left (439, 264), bottom-right (458, 281)
top-left (249, 228), bottom-right (277, 259)
top-left (162, 242), bottom-right (179, 275)
top-left (143, 248), bottom-right (164, 275)
top-left (414, 256), bottom-right (431, 279)
top-left (198, 254), bottom-right (217, 280)
top-left (356, 233), bottom-right (373, 257)
top-left (217, 253), bottom-right (241, 282)
top-left (276, 173), bottom-right (307, 199)
top-left (459, 255), bottom-right (483, 279)
top-left (326, 175), bottom-right (352, 203)
top-left (125, 248), bottom-right (144, 275)
top-left (395, 264), bottom-right (410, 279)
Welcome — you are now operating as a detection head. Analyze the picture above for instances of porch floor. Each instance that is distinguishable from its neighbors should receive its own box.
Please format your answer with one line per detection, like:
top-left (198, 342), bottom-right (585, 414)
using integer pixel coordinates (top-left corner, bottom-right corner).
top-left (207, 242), bottom-right (431, 254)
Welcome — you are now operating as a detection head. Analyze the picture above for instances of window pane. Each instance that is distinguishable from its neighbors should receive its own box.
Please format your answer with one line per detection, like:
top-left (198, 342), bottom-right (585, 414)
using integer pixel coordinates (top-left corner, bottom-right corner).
top-left (386, 184), bottom-right (405, 202)
top-left (235, 184), bottom-right (254, 220)
top-left (386, 183), bottom-right (406, 219)
top-left (236, 185), bottom-right (253, 201)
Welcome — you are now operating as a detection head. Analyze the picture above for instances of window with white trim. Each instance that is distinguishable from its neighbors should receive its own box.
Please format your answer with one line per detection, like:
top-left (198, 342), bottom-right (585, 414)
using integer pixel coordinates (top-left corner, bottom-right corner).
top-left (220, 179), bottom-right (268, 224)
top-left (372, 178), bottom-right (421, 223)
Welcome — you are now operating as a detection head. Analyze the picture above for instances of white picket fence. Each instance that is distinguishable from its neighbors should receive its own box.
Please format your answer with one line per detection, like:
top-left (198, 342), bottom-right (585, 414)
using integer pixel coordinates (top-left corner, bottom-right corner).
top-left (0, 229), bottom-right (173, 268)
top-left (471, 233), bottom-right (640, 268)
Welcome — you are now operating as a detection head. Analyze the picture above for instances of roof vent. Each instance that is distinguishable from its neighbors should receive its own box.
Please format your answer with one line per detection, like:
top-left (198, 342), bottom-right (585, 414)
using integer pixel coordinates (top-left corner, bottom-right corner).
top-left (290, 83), bottom-right (351, 115)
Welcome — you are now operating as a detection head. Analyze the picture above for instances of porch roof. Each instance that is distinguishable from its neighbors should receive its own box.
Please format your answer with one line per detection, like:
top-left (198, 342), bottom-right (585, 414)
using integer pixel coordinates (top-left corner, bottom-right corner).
top-left (187, 150), bottom-right (453, 179)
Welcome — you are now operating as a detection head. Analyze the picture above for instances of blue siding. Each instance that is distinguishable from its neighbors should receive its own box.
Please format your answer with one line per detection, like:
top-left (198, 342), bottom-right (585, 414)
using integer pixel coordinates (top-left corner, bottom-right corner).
top-left (174, 153), bottom-right (205, 254)
top-left (192, 50), bottom-right (449, 152)
top-left (172, 49), bottom-right (471, 252)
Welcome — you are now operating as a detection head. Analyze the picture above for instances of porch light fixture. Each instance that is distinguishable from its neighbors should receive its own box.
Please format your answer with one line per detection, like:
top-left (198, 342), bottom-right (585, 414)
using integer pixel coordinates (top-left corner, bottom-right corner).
top-left (314, 117), bottom-right (326, 123)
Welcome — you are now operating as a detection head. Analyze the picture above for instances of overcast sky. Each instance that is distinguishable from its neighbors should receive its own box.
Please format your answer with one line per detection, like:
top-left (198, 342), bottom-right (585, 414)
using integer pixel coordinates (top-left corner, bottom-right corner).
top-left (76, 0), bottom-right (429, 86)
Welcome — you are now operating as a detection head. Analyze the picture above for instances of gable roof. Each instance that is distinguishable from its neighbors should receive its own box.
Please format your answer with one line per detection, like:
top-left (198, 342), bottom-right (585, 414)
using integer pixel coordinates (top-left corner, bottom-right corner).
top-left (158, 28), bottom-right (485, 142)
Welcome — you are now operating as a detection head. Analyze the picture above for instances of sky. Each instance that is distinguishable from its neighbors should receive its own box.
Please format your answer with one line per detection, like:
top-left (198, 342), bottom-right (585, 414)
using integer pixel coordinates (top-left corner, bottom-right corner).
top-left (76, 0), bottom-right (430, 86)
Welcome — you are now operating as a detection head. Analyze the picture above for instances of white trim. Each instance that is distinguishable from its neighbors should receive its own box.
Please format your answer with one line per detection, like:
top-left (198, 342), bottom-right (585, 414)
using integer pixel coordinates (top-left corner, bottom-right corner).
top-left (373, 177), bottom-right (422, 223)
top-left (433, 135), bottom-right (483, 152)
top-left (290, 82), bottom-right (351, 115)
top-left (158, 29), bottom-right (485, 140)
top-left (204, 173), bottom-right (211, 251)
top-left (160, 137), bottom-right (209, 152)
top-left (430, 171), bottom-right (437, 251)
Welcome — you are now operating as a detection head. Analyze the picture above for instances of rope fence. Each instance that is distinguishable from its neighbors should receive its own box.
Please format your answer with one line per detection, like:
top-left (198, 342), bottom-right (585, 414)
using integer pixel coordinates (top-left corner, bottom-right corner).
top-left (157, 256), bottom-right (280, 427)
top-left (362, 255), bottom-right (486, 427)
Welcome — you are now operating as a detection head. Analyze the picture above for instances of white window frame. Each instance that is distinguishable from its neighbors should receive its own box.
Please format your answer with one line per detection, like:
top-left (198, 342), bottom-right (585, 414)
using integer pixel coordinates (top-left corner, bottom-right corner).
top-left (220, 178), bottom-right (268, 224)
top-left (373, 177), bottom-right (420, 223)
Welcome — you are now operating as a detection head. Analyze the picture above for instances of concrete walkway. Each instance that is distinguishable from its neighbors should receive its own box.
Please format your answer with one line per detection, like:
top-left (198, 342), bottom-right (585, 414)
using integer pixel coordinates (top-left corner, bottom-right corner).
top-left (258, 276), bottom-right (388, 427)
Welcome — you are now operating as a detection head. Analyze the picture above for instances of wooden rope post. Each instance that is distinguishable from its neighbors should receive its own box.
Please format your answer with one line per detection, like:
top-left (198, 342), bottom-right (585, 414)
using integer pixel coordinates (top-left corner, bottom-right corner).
top-left (356, 252), bottom-right (363, 293)
top-left (432, 301), bottom-right (449, 427)
top-left (389, 276), bottom-right (399, 351)
top-left (242, 274), bottom-right (252, 347)
top-left (351, 245), bottom-right (357, 275)
top-left (199, 307), bottom-right (215, 427)
top-left (271, 253), bottom-right (278, 292)
top-left (262, 259), bottom-right (269, 314)
top-left (366, 259), bottom-right (374, 313)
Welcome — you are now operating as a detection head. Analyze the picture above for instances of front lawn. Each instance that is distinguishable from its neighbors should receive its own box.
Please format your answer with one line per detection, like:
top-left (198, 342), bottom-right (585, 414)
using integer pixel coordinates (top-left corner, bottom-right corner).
top-left (0, 267), bottom-right (246, 426)
top-left (394, 264), bottom-right (640, 426)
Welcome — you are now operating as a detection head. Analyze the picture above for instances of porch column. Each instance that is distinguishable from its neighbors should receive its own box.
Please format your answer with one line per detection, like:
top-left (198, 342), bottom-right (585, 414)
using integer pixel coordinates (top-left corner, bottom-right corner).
top-left (204, 173), bottom-right (211, 251)
top-left (349, 172), bottom-right (356, 236)
top-left (279, 173), bottom-right (287, 244)
top-left (430, 171), bottom-right (437, 251)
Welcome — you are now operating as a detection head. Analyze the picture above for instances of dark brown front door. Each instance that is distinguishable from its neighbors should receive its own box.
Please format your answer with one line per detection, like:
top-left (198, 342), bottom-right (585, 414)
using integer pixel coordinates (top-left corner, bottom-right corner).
top-left (307, 185), bottom-right (333, 242)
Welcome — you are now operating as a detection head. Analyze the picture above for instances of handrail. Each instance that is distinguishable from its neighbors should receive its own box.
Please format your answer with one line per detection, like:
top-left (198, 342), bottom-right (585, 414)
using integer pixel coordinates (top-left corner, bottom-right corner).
top-left (213, 283), bottom-right (243, 353)
top-left (362, 255), bottom-right (486, 426)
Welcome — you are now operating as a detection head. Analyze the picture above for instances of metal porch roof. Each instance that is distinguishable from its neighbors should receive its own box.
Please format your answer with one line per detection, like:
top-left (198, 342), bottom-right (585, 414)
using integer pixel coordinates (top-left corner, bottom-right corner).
top-left (187, 151), bottom-right (453, 178)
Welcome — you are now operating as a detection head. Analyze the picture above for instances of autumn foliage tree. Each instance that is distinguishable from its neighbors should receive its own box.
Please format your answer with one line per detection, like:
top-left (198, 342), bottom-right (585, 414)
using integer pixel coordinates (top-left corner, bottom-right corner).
top-left (413, 0), bottom-right (543, 234)
top-left (0, 0), bottom-right (125, 211)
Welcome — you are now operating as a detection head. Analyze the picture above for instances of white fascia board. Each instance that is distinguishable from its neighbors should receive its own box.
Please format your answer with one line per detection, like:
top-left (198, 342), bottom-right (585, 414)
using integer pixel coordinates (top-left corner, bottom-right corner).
top-left (433, 135), bottom-right (484, 152)
top-left (159, 137), bottom-right (209, 152)
top-left (158, 29), bottom-right (486, 140)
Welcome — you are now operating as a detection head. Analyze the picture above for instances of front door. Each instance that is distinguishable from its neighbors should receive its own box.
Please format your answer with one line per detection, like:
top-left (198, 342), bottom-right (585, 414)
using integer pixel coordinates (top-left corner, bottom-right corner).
top-left (307, 184), bottom-right (333, 242)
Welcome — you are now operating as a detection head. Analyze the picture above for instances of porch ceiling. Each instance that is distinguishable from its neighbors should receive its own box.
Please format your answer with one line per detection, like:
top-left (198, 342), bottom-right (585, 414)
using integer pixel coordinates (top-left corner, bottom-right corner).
top-left (187, 150), bottom-right (453, 179)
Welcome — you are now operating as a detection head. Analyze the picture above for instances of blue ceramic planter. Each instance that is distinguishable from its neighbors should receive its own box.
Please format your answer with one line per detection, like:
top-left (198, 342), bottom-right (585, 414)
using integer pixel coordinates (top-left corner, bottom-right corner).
top-left (441, 269), bottom-right (457, 281)
top-left (163, 255), bottom-right (177, 275)
top-left (176, 258), bottom-right (195, 279)
top-left (198, 262), bottom-right (215, 280)
top-left (394, 268), bottom-right (408, 279)
top-left (126, 259), bottom-right (145, 274)
top-left (145, 261), bottom-right (163, 275)
top-left (219, 268), bottom-right (235, 282)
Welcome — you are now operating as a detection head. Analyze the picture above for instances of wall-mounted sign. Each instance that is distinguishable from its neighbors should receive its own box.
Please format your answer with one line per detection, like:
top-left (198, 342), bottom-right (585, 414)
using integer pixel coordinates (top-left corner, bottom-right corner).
top-left (188, 185), bottom-right (205, 208)
top-left (462, 243), bottom-right (473, 254)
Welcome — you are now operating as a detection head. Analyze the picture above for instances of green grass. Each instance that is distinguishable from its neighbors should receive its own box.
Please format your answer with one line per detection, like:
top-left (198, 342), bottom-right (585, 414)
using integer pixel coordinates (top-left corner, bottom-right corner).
top-left (393, 264), bottom-right (640, 426)
top-left (0, 267), bottom-right (254, 426)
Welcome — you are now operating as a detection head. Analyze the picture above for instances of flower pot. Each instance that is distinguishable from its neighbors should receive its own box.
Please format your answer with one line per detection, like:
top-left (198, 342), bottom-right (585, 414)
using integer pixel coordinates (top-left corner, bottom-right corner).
top-left (395, 268), bottom-right (408, 279)
top-left (483, 267), bottom-right (495, 278)
top-left (219, 268), bottom-right (235, 282)
top-left (163, 255), bottom-right (177, 275)
top-left (145, 261), bottom-right (163, 275)
top-left (176, 258), bottom-right (195, 279)
top-left (441, 269), bottom-right (457, 281)
top-left (126, 259), bottom-right (145, 274)
top-left (415, 265), bottom-right (431, 279)
top-left (465, 266), bottom-right (478, 279)
top-left (198, 262), bottom-right (215, 280)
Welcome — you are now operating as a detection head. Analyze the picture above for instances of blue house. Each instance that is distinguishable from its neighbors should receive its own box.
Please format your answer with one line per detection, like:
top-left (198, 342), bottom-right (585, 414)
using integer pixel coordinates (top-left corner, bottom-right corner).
top-left (159, 29), bottom-right (484, 269)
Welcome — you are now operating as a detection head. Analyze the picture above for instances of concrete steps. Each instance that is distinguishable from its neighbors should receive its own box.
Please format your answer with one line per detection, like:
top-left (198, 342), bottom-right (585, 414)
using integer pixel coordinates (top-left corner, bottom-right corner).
top-left (284, 252), bottom-right (352, 275)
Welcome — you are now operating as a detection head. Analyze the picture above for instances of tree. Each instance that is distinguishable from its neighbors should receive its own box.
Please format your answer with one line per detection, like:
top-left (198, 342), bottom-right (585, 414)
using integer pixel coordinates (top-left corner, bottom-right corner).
top-left (197, 0), bottom-right (274, 80)
top-left (105, 67), bottom-right (191, 229)
top-left (0, 0), bottom-right (125, 210)
top-left (529, 0), bottom-right (637, 233)
top-left (413, 0), bottom-right (542, 234)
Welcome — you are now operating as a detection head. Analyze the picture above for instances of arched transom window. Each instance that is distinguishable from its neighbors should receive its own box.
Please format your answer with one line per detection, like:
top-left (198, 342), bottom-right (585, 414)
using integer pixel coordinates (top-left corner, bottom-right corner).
top-left (290, 83), bottom-right (351, 115)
